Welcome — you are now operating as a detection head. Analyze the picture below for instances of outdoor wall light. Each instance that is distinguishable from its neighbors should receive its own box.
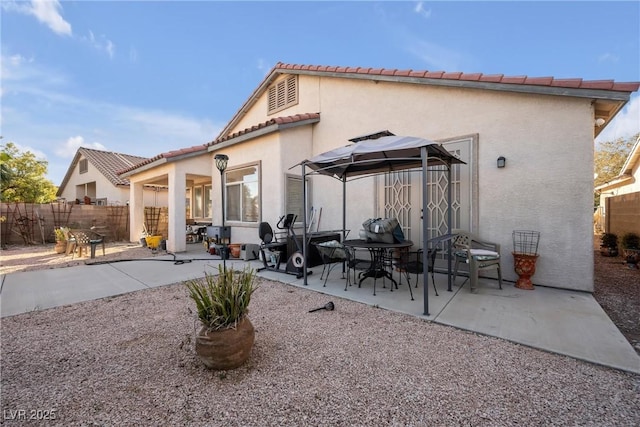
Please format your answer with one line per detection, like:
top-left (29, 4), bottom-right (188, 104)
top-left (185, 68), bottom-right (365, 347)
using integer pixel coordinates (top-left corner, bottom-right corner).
top-left (595, 118), bottom-right (606, 127)
top-left (215, 154), bottom-right (229, 173)
top-left (214, 154), bottom-right (229, 272)
top-left (497, 156), bottom-right (506, 168)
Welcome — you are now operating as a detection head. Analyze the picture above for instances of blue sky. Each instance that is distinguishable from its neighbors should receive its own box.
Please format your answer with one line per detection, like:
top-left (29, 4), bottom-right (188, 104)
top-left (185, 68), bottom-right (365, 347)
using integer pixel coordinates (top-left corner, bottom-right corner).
top-left (2, 1), bottom-right (639, 185)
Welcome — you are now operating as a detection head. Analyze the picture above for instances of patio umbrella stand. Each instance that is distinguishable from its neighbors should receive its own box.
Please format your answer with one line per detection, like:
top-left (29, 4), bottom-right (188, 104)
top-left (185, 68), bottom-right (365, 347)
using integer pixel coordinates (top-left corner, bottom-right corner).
top-left (512, 230), bottom-right (540, 290)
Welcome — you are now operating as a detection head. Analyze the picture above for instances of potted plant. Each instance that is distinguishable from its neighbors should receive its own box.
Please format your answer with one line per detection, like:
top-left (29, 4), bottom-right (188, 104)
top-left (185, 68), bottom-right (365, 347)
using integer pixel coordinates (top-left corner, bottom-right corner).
top-left (185, 265), bottom-right (257, 370)
top-left (621, 232), bottom-right (640, 268)
top-left (54, 227), bottom-right (68, 254)
top-left (599, 233), bottom-right (618, 257)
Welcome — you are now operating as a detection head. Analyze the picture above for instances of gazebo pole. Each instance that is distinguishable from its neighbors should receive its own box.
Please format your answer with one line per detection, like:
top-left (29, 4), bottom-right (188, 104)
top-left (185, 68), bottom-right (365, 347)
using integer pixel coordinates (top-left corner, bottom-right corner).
top-left (302, 163), bottom-right (308, 286)
top-left (421, 147), bottom-right (430, 316)
top-left (447, 164), bottom-right (453, 292)
top-left (342, 176), bottom-right (347, 275)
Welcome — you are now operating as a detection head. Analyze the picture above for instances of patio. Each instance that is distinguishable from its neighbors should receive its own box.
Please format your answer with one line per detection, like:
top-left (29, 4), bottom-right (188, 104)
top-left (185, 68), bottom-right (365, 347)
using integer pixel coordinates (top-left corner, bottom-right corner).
top-left (2, 243), bottom-right (638, 374)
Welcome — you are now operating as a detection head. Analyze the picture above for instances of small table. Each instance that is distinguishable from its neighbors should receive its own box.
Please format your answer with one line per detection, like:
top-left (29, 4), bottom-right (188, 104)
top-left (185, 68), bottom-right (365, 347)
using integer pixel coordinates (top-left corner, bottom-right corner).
top-left (343, 239), bottom-right (413, 295)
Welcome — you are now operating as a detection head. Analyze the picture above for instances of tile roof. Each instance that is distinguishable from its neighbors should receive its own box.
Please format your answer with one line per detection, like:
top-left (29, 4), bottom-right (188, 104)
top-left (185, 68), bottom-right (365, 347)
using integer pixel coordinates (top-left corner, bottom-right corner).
top-left (273, 62), bottom-right (640, 92)
top-left (209, 113), bottom-right (320, 146)
top-left (119, 113), bottom-right (321, 177)
top-left (117, 144), bottom-right (209, 175)
top-left (216, 62), bottom-right (639, 141)
top-left (80, 148), bottom-right (149, 186)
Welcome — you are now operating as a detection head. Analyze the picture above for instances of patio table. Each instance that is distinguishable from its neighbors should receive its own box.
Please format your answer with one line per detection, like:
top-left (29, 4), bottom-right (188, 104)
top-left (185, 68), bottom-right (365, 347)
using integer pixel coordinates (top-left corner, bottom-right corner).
top-left (343, 239), bottom-right (413, 295)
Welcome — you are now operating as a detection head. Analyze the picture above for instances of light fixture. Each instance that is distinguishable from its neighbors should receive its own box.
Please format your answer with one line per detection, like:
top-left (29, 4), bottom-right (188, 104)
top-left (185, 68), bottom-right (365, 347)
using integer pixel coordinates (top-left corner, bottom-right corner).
top-left (595, 118), bottom-right (606, 127)
top-left (497, 156), bottom-right (506, 168)
top-left (214, 154), bottom-right (229, 273)
top-left (215, 154), bottom-right (229, 173)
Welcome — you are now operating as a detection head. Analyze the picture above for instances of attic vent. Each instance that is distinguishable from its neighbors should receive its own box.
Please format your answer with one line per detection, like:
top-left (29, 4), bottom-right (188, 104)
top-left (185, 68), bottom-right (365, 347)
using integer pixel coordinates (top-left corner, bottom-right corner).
top-left (79, 159), bottom-right (88, 174)
top-left (268, 75), bottom-right (298, 115)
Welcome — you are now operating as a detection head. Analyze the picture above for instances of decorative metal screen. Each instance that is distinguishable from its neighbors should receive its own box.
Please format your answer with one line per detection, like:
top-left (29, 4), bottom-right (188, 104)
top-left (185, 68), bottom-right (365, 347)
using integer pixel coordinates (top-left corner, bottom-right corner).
top-left (384, 170), bottom-right (412, 239)
top-left (383, 157), bottom-right (462, 245)
top-left (426, 151), bottom-right (461, 242)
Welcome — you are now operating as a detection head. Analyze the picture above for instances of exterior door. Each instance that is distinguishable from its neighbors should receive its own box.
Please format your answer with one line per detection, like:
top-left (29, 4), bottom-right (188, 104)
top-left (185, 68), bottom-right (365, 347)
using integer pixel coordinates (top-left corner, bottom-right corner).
top-left (379, 134), bottom-right (477, 249)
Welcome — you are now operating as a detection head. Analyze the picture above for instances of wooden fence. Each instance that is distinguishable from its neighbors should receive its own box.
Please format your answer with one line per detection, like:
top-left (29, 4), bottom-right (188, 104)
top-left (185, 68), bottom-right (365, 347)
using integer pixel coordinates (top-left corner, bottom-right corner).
top-left (0, 203), bottom-right (168, 246)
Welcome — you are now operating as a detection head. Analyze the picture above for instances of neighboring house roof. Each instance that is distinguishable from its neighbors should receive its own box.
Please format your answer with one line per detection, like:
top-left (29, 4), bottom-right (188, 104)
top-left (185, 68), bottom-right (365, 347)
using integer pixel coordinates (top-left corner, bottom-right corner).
top-left (57, 147), bottom-right (149, 196)
top-left (217, 62), bottom-right (640, 140)
top-left (119, 113), bottom-right (321, 177)
top-left (595, 135), bottom-right (640, 191)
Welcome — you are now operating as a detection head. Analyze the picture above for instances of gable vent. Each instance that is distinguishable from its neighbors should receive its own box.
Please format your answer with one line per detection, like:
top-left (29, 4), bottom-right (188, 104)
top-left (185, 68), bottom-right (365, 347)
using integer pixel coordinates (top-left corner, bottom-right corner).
top-left (268, 75), bottom-right (298, 115)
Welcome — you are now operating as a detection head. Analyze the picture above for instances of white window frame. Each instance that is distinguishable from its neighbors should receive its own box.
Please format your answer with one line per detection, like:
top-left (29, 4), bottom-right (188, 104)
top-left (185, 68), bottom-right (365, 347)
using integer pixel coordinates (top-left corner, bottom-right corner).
top-left (225, 163), bottom-right (260, 224)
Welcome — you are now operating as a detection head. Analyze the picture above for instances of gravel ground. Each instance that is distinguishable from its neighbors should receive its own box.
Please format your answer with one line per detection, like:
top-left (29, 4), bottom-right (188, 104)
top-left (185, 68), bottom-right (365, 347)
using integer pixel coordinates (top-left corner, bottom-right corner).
top-left (1, 242), bottom-right (639, 425)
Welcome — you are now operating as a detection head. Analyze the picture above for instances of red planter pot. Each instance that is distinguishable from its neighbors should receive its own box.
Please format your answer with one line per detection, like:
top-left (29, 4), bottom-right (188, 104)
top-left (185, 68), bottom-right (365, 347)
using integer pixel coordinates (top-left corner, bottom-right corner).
top-left (513, 252), bottom-right (539, 290)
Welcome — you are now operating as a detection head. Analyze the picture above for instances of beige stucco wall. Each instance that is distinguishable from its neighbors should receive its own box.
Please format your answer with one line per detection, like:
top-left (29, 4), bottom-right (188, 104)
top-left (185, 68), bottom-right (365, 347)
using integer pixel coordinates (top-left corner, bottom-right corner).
top-left (60, 157), bottom-right (169, 207)
top-left (59, 160), bottom-right (129, 204)
top-left (234, 75), bottom-right (596, 291)
top-left (136, 72), bottom-right (602, 292)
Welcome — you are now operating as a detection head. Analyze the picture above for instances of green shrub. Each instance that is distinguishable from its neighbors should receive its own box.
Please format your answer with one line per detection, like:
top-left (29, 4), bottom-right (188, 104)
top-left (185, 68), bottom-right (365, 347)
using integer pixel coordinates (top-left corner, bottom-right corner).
top-left (600, 233), bottom-right (618, 248)
top-left (185, 265), bottom-right (256, 331)
top-left (621, 232), bottom-right (640, 250)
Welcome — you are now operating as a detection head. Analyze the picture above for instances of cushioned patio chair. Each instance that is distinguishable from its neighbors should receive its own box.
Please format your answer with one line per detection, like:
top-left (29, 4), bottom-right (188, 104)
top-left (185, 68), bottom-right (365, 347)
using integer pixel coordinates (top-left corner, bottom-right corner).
top-left (452, 230), bottom-right (502, 292)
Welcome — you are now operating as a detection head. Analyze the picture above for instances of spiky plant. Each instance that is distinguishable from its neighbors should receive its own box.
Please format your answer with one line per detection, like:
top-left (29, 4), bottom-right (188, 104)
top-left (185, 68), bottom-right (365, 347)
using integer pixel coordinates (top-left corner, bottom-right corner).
top-left (185, 265), bottom-right (256, 331)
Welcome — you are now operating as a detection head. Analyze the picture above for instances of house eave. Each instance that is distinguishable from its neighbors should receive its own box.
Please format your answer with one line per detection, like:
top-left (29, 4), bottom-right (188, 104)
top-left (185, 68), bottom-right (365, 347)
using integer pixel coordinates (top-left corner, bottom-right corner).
top-left (120, 158), bottom-right (169, 178)
top-left (595, 174), bottom-right (633, 191)
top-left (209, 116), bottom-right (321, 153)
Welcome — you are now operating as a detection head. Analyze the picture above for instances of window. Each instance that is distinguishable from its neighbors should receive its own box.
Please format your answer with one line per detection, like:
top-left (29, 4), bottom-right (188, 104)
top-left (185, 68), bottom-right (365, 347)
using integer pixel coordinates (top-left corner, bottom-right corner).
top-left (204, 185), bottom-right (212, 218)
top-left (79, 159), bottom-right (88, 174)
top-left (285, 174), bottom-right (309, 224)
top-left (193, 186), bottom-right (203, 218)
top-left (225, 164), bottom-right (260, 223)
top-left (267, 75), bottom-right (298, 114)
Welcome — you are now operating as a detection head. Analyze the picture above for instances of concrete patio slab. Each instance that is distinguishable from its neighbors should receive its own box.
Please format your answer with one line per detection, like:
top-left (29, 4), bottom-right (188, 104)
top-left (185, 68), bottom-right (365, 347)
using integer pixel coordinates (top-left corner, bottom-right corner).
top-left (1, 248), bottom-right (639, 375)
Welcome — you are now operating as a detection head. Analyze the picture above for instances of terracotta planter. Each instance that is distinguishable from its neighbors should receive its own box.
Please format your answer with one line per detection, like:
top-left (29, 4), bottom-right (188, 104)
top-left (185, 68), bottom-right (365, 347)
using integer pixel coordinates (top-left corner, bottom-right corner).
top-left (228, 243), bottom-right (241, 258)
top-left (195, 316), bottom-right (254, 370)
top-left (513, 252), bottom-right (539, 290)
top-left (54, 241), bottom-right (67, 254)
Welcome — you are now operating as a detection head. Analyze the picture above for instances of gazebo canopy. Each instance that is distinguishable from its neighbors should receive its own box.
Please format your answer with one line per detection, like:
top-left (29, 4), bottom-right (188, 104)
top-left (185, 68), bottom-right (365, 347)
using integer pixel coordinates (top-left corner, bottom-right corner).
top-left (298, 134), bottom-right (465, 180)
top-left (295, 133), bottom-right (466, 316)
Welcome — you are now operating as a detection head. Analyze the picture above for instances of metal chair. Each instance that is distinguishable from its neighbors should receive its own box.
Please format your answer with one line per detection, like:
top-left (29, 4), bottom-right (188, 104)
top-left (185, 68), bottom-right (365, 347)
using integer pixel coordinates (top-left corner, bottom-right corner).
top-left (393, 248), bottom-right (440, 299)
top-left (313, 240), bottom-right (349, 288)
top-left (452, 230), bottom-right (502, 292)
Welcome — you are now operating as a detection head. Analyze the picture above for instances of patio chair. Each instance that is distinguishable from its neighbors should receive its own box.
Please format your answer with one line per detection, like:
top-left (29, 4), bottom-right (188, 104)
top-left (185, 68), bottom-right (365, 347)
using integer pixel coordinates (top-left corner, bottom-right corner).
top-left (393, 248), bottom-right (440, 299)
top-left (69, 229), bottom-right (105, 259)
top-left (313, 240), bottom-right (349, 288)
top-left (452, 230), bottom-right (502, 292)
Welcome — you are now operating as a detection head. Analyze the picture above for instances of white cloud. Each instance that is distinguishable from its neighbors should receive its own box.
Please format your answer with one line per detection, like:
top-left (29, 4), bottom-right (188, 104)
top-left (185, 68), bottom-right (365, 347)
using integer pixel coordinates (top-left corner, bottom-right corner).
top-left (129, 46), bottom-right (138, 63)
top-left (256, 58), bottom-right (271, 75)
top-left (82, 31), bottom-right (116, 59)
top-left (20, 0), bottom-right (72, 36)
top-left (598, 52), bottom-right (619, 63)
top-left (404, 39), bottom-right (465, 71)
top-left (596, 95), bottom-right (640, 143)
top-left (414, 1), bottom-right (432, 19)
top-left (55, 136), bottom-right (106, 158)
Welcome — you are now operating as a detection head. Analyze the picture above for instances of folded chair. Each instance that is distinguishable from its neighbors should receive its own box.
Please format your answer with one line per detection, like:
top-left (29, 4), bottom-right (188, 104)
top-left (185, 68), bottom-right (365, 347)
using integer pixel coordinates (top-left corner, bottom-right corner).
top-left (452, 230), bottom-right (502, 292)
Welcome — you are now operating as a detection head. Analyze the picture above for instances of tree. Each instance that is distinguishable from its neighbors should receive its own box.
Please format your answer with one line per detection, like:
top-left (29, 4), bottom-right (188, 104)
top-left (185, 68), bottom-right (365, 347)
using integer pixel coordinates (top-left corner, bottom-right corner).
top-left (594, 132), bottom-right (639, 188)
top-left (0, 142), bottom-right (58, 203)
